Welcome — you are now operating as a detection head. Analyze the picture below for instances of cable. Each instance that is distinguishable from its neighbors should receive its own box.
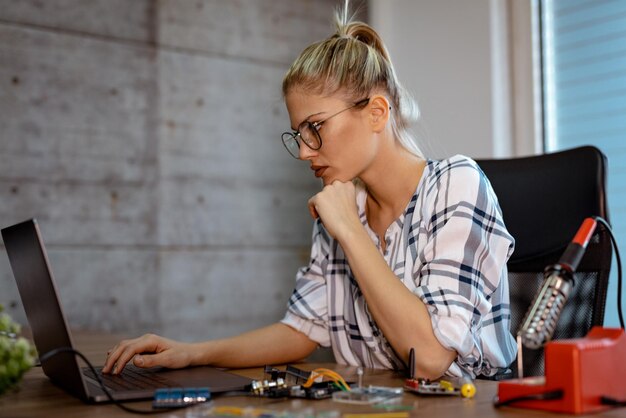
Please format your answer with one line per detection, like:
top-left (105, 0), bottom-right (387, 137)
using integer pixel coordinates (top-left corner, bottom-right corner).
top-left (38, 347), bottom-right (194, 415)
top-left (601, 396), bottom-right (626, 407)
top-left (594, 216), bottom-right (624, 329)
top-left (493, 389), bottom-right (563, 408)
top-left (301, 368), bottom-right (351, 391)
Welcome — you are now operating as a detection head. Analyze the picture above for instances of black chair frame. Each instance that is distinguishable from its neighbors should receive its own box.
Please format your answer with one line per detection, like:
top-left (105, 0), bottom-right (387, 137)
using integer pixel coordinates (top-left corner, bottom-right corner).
top-left (477, 145), bottom-right (612, 377)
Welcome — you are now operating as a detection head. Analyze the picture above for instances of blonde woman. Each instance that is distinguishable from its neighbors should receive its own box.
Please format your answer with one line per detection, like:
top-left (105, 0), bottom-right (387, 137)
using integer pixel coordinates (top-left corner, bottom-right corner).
top-left (104, 2), bottom-right (516, 380)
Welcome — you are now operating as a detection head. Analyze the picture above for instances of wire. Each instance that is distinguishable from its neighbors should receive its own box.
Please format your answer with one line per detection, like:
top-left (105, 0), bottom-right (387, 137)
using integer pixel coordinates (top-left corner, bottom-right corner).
top-left (303, 369), bottom-right (349, 391)
top-left (301, 368), bottom-right (351, 391)
top-left (493, 389), bottom-right (563, 408)
top-left (594, 216), bottom-right (624, 329)
top-left (38, 347), bottom-right (193, 415)
top-left (601, 396), bottom-right (626, 407)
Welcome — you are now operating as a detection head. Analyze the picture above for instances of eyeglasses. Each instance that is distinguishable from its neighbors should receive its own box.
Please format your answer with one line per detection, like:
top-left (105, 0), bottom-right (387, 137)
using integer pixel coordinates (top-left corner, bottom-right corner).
top-left (281, 98), bottom-right (370, 159)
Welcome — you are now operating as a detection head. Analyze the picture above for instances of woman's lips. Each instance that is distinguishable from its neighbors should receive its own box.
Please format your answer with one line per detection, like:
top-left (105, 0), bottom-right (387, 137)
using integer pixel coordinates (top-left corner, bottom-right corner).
top-left (311, 166), bottom-right (328, 178)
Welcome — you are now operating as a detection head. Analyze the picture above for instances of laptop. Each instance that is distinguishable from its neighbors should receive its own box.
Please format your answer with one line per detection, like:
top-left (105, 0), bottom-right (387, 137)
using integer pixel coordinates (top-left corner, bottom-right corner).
top-left (1, 218), bottom-right (253, 403)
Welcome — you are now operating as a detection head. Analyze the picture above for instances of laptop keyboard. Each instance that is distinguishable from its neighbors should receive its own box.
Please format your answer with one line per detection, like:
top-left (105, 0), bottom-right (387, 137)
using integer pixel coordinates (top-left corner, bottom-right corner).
top-left (83, 366), bottom-right (179, 391)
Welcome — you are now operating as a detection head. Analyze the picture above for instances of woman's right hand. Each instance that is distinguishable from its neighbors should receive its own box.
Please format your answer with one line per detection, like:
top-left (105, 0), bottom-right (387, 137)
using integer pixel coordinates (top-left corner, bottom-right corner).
top-left (102, 333), bottom-right (196, 374)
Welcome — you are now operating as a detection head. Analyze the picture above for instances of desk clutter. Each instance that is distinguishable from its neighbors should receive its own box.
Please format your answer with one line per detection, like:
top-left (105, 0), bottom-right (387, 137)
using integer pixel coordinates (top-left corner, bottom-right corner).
top-left (148, 364), bottom-right (476, 416)
top-left (250, 366), bottom-right (351, 399)
top-left (248, 365), bottom-right (474, 403)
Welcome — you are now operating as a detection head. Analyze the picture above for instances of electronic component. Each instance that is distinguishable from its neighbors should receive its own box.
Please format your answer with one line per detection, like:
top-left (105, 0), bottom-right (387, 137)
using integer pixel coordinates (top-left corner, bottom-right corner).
top-left (152, 387), bottom-right (210, 409)
top-left (251, 380), bottom-right (344, 399)
top-left (264, 365), bottom-right (311, 384)
top-left (332, 386), bottom-right (404, 404)
top-left (404, 377), bottom-right (476, 399)
top-left (250, 378), bottom-right (287, 395)
top-left (251, 366), bottom-right (349, 399)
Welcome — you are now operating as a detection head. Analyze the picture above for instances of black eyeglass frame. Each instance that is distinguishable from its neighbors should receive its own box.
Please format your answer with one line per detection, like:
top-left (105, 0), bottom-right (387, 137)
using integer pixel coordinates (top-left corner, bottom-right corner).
top-left (281, 98), bottom-right (370, 159)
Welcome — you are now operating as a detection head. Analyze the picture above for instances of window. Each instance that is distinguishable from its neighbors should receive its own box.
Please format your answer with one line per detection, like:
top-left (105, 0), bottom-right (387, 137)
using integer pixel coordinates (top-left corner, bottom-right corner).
top-left (540, 0), bottom-right (626, 326)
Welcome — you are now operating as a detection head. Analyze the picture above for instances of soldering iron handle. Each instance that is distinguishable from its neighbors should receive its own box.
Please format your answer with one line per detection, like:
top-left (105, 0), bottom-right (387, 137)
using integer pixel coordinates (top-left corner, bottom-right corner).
top-left (518, 217), bottom-right (598, 349)
top-left (558, 217), bottom-right (597, 273)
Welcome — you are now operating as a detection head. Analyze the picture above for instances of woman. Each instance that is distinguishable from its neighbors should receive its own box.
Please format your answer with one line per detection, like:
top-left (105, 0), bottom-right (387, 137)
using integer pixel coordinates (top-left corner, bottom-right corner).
top-left (103, 2), bottom-right (516, 380)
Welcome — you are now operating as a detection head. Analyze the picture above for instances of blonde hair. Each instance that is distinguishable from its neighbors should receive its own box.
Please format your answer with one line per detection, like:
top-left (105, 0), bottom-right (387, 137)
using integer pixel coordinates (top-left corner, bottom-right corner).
top-left (282, 0), bottom-right (423, 157)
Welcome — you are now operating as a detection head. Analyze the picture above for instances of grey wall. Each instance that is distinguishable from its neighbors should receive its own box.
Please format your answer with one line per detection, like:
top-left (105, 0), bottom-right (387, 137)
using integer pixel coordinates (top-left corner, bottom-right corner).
top-left (370, 0), bottom-right (498, 159)
top-left (0, 0), bottom-right (336, 341)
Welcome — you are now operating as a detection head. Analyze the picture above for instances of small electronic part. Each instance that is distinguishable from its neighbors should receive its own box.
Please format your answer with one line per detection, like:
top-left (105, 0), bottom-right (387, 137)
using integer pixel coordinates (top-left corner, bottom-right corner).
top-left (407, 348), bottom-right (415, 379)
top-left (251, 366), bottom-right (350, 399)
top-left (460, 382), bottom-right (477, 398)
top-left (403, 347), bottom-right (475, 399)
top-left (152, 387), bottom-right (210, 408)
top-left (289, 381), bottom-right (343, 399)
top-left (250, 378), bottom-right (287, 395)
top-left (404, 377), bottom-right (476, 399)
top-left (357, 367), bottom-right (364, 388)
top-left (251, 380), bottom-right (343, 399)
top-left (263, 365), bottom-right (311, 385)
top-left (332, 386), bottom-right (404, 405)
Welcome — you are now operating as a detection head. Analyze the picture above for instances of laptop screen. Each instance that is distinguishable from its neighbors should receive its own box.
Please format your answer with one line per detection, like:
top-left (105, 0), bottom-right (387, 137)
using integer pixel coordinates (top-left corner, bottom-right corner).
top-left (2, 219), bottom-right (89, 399)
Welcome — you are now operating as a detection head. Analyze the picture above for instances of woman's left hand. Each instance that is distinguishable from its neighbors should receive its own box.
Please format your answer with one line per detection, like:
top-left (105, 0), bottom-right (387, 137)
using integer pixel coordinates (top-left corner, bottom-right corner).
top-left (307, 180), bottom-right (362, 241)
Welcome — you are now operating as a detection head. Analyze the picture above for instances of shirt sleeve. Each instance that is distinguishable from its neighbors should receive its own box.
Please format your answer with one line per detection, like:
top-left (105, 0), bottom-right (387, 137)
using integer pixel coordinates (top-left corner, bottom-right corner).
top-left (413, 157), bottom-right (516, 378)
top-left (281, 219), bottom-right (332, 347)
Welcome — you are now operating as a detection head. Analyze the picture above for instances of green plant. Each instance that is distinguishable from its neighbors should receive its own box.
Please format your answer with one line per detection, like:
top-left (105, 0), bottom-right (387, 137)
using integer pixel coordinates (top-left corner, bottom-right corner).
top-left (0, 305), bottom-right (35, 396)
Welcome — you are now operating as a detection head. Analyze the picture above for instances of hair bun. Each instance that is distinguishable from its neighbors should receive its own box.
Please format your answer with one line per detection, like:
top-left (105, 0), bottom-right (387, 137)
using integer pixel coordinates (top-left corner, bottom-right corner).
top-left (334, 5), bottom-right (391, 62)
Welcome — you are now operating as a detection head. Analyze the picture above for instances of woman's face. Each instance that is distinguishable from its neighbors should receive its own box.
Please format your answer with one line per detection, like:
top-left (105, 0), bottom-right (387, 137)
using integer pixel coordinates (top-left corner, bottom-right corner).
top-left (284, 89), bottom-right (377, 185)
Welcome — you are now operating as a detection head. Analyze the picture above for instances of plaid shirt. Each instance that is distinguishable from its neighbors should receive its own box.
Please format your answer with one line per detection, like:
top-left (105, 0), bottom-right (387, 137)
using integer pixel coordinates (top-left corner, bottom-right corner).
top-left (281, 155), bottom-right (517, 378)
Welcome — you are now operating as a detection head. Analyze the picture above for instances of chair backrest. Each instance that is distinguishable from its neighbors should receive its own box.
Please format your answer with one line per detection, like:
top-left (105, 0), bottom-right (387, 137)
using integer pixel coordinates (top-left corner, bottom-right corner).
top-left (476, 146), bottom-right (612, 377)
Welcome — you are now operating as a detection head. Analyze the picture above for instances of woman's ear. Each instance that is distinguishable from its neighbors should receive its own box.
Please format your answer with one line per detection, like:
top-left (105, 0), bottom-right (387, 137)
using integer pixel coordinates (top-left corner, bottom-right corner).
top-left (368, 95), bottom-right (391, 133)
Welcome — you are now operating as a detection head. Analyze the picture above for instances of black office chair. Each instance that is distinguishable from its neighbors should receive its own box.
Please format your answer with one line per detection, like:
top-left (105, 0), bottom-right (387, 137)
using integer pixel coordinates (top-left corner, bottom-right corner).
top-left (476, 146), bottom-right (612, 377)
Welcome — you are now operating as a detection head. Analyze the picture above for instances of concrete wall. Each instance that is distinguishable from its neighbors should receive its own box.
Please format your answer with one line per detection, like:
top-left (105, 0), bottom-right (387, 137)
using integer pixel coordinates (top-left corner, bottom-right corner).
top-left (0, 0), bottom-right (335, 341)
top-left (1, 0), bottom-right (508, 344)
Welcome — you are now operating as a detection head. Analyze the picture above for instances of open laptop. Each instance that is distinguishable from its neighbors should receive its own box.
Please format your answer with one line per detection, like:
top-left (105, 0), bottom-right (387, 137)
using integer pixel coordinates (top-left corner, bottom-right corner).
top-left (1, 218), bottom-right (252, 403)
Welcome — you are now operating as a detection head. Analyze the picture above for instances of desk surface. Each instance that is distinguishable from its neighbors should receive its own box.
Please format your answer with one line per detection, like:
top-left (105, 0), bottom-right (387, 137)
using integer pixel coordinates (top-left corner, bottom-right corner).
top-left (1, 332), bottom-right (624, 418)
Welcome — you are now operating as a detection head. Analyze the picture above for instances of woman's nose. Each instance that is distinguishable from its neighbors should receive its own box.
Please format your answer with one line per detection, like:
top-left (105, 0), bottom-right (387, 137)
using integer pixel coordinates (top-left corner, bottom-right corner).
top-left (298, 141), bottom-right (317, 160)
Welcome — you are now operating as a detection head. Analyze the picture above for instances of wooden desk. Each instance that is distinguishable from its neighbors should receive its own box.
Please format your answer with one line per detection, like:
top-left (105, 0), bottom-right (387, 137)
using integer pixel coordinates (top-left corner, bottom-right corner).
top-left (1, 332), bottom-right (624, 418)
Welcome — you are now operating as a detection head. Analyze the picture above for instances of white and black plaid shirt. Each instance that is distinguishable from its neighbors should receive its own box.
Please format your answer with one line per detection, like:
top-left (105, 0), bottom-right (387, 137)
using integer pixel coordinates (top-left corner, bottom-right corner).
top-left (281, 155), bottom-right (517, 378)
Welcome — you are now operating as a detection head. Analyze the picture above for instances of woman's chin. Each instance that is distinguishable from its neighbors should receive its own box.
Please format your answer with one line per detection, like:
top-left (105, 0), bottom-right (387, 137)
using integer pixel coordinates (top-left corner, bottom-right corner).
top-left (319, 172), bottom-right (331, 186)
top-left (321, 174), bottom-right (352, 186)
